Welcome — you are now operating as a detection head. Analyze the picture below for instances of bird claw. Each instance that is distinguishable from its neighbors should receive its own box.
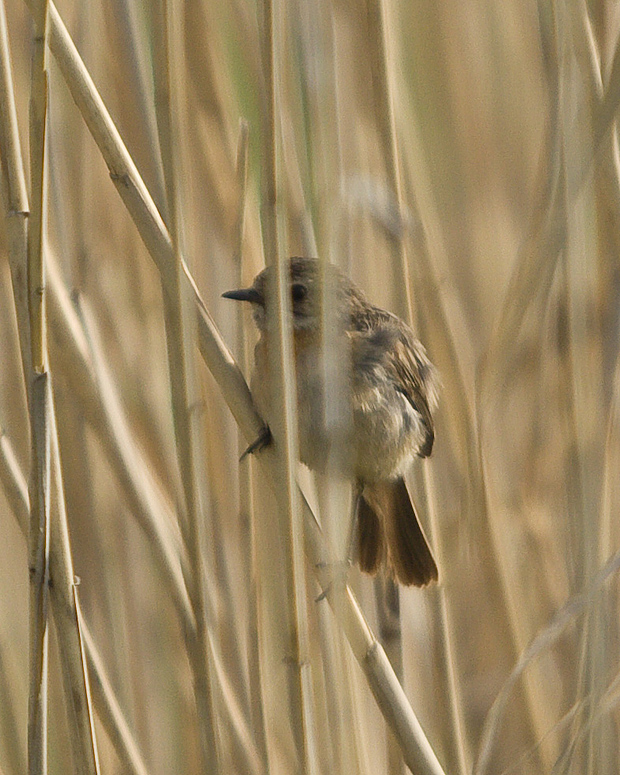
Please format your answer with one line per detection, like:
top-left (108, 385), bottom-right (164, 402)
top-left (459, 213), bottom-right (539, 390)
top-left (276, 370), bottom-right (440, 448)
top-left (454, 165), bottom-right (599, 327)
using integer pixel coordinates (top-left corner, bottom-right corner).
top-left (240, 425), bottom-right (272, 461)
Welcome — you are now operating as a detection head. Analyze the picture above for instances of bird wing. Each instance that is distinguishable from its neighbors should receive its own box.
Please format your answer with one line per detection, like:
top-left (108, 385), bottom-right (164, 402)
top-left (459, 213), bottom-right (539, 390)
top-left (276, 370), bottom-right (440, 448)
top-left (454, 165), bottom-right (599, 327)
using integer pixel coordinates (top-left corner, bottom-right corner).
top-left (388, 332), bottom-right (435, 456)
top-left (350, 307), bottom-right (437, 457)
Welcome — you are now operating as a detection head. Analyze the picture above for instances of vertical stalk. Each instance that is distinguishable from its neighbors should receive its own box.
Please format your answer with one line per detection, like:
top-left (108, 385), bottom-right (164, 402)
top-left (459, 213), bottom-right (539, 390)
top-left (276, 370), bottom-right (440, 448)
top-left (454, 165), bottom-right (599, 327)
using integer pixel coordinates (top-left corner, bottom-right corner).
top-left (28, 373), bottom-right (50, 775)
top-left (366, 0), bottom-right (411, 321)
top-left (28, 0), bottom-right (48, 375)
top-left (27, 2), bottom-right (50, 773)
top-left (1, 3), bottom-right (100, 772)
top-left (152, 0), bottom-right (220, 770)
top-left (295, 4), bottom-right (362, 769)
top-left (259, 0), bottom-right (319, 770)
top-left (0, 0), bottom-right (30, 365)
top-left (233, 120), bottom-right (270, 771)
top-left (367, 2), bottom-right (469, 773)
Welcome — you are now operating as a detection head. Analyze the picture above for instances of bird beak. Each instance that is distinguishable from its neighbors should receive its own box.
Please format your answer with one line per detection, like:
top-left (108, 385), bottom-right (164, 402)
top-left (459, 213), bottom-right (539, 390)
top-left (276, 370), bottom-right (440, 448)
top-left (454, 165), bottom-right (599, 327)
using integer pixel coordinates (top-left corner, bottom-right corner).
top-left (222, 287), bottom-right (262, 303)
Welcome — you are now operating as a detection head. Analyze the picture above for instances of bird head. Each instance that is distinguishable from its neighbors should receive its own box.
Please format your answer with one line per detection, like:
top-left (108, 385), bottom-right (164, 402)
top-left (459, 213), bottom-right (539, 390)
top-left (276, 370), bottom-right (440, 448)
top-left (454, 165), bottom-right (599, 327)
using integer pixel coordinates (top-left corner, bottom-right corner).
top-left (223, 257), bottom-right (358, 333)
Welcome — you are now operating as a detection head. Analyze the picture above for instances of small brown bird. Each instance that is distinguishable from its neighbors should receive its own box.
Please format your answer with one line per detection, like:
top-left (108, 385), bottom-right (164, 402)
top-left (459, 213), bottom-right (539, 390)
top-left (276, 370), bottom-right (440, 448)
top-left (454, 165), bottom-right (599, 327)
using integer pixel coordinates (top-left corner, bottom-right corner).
top-left (223, 257), bottom-right (439, 586)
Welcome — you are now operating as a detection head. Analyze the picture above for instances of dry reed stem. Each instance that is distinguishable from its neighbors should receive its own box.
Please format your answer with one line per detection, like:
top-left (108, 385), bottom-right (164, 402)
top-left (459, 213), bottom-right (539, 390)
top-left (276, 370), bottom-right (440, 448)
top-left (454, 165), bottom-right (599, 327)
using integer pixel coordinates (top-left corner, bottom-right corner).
top-left (422, 465), bottom-right (470, 775)
top-left (367, 5), bottom-right (468, 772)
top-left (367, 5), bottom-right (444, 773)
top-left (397, 104), bottom-right (489, 772)
top-left (45, 400), bottom-right (101, 774)
top-left (0, 378), bottom-right (103, 775)
top-left (561, 12), bottom-right (617, 773)
top-left (0, 0), bottom-right (30, 364)
top-left (80, 619), bottom-right (150, 775)
top-left (470, 83), bottom-right (566, 765)
top-left (152, 2), bottom-right (221, 770)
top-left (25, 2), bottom-right (445, 771)
top-left (599, 355), bottom-right (620, 567)
top-left (563, 665), bottom-right (620, 770)
top-left (258, 0), bottom-right (319, 769)
top-left (233, 119), bottom-right (270, 770)
top-left (27, 373), bottom-right (50, 775)
top-left (26, 3), bottom-right (51, 770)
top-left (366, 0), bottom-right (411, 322)
top-left (473, 9), bottom-right (620, 768)
top-left (400, 147), bottom-right (513, 764)
top-left (476, 439), bottom-right (551, 774)
top-left (293, 44), bottom-right (362, 775)
top-left (27, 0), bottom-right (47, 374)
top-left (562, 10), bottom-right (614, 771)
top-left (69, 586), bottom-right (101, 773)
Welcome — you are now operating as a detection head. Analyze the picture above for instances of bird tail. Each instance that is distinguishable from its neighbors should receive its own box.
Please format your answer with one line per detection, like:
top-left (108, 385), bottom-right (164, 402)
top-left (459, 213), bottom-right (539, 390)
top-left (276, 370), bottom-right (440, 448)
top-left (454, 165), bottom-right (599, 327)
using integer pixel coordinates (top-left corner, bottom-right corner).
top-left (356, 477), bottom-right (438, 587)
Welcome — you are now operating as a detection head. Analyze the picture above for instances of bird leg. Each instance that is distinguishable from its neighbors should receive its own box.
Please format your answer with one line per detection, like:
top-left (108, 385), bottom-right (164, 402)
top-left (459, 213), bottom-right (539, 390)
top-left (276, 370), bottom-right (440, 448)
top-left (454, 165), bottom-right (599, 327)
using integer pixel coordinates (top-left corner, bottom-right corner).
top-left (240, 425), bottom-right (272, 461)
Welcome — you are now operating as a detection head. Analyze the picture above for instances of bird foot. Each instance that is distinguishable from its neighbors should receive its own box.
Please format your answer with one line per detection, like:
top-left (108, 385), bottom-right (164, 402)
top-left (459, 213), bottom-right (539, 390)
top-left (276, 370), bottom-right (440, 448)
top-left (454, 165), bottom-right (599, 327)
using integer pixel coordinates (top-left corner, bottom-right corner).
top-left (240, 425), bottom-right (272, 461)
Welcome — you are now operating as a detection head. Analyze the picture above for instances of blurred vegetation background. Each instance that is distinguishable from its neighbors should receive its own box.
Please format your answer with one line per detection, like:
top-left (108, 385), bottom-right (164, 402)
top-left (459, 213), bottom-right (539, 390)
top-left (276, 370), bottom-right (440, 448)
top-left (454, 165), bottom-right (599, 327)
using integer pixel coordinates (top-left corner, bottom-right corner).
top-left (1, 0), bottom-right (620, 774)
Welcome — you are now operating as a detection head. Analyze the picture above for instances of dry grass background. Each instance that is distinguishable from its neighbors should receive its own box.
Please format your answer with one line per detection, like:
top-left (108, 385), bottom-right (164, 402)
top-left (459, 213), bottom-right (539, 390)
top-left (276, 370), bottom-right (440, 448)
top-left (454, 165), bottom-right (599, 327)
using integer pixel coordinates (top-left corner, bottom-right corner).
top-left (1, 0), bottom-right (620, 774)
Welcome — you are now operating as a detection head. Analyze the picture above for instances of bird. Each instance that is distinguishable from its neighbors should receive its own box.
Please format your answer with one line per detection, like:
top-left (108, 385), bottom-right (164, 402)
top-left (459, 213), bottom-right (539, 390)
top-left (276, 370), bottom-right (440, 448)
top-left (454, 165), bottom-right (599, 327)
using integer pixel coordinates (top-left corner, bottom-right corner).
top-left (223, 257), bottom-right (439, 586)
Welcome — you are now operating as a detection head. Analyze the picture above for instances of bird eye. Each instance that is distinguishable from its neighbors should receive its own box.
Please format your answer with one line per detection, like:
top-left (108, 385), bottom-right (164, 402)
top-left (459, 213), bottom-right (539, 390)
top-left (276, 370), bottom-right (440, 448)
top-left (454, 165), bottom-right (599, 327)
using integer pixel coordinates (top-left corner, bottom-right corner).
top-left (291, 283), bottom-right (307, 301)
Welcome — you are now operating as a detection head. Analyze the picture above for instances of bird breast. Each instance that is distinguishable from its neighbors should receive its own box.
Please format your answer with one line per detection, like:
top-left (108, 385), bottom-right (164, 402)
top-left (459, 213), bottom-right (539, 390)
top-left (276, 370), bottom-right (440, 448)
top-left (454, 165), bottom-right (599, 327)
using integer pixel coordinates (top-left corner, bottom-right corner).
top-left (252, 333), bottom-right (427, 483)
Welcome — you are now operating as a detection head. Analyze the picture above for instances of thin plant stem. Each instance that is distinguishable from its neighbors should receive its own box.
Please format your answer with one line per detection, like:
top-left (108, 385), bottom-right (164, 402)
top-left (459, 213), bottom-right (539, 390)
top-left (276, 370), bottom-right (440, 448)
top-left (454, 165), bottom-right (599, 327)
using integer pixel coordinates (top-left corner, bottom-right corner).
top-left (27, 2), bottom-right (51, 773)
top-left (258, 0), bottom-right (319, 769)
top-left (27, 373), bottom-right (50, 775)
top-left (233, 119), bottom-right (270, 770)
top-left (367, 2), bottom-right (468, 772)
top-left (152, 1), bottom-right (220, 770)
top-left (27, 0), bottom-right (48, 374)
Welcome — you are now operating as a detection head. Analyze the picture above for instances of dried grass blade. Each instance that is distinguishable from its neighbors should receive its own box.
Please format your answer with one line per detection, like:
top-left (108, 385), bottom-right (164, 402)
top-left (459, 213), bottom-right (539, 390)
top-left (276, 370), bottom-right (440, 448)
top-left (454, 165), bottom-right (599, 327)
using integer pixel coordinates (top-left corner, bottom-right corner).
top-left (80, 622), bottom-right (150, 775)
